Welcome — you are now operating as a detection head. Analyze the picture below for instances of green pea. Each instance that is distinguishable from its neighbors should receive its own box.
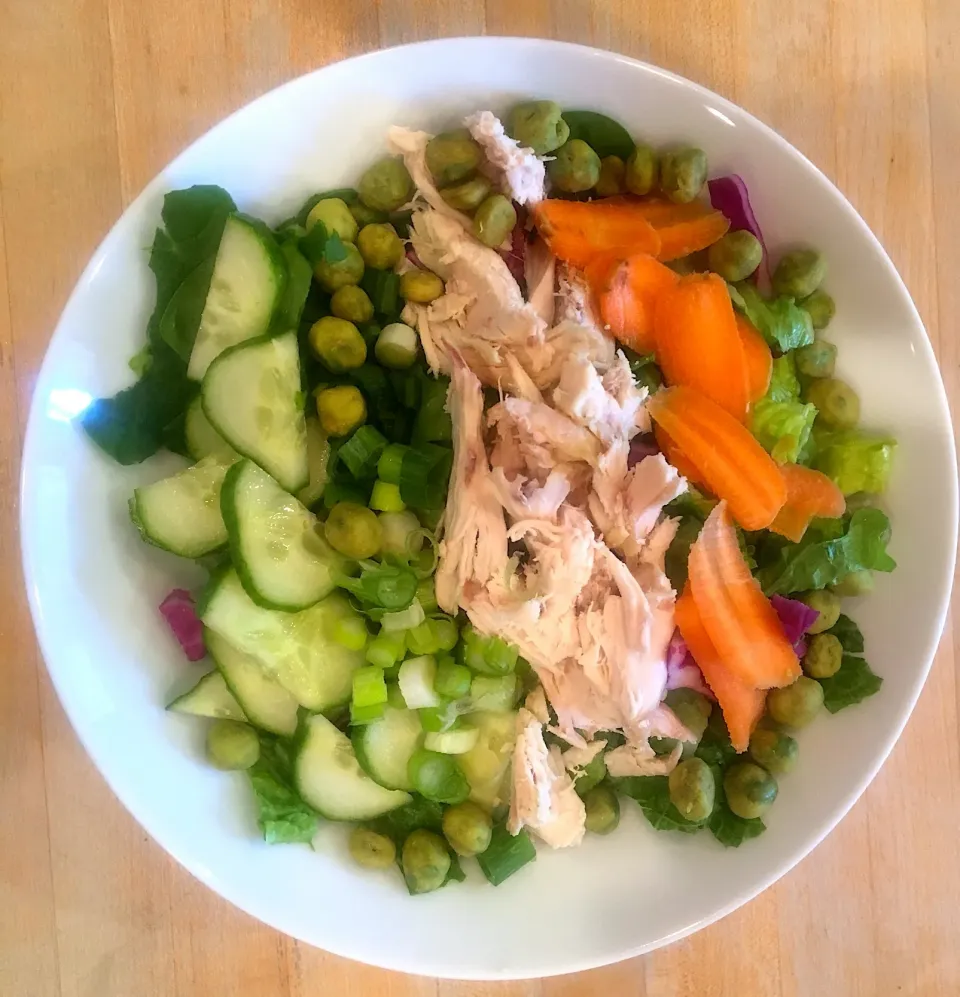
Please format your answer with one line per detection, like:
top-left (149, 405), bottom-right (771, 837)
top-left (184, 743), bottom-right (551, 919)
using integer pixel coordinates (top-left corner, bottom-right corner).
top-left (800, 288), bottom-right (836, 330)
top-left (668, 757), bottom-right (716, 822)
top-left (624, 143), bottom-right (658, 196)
top-left (442, 801), bottom-right (493, 857)
top-left (772, 249), bottom-right (827, 299)
top-left (350, 201), bottom-right (387, 227)
top-left (315, 385), bottom-right (366, 438)
top-left (767, 677), bottom-right (824, 729)
top-left (401, 829), bottom-right (451, 895)
top-left (595, 155), bottom-right (626, 196)
top-left (425, 128), bottom-right (483, 187)
top-left (803, 632), bottom-right (843, 679)
top-left (795, 339), bottom-right (837, 379)
top-left (440, 175), bottom-right (494, 213)
top-left (305, 197), bottom-right (359, 244)
top-left (348, 827), bottom-right (396, 870)
top-left (664, 688), bottom-right (712, 758)
top-left (399, 269), bottom-right (445, 304)
top-left (659, 147), bottom-right (708, 204)
top-left (205, 720), bottom-right (260, 771)
top-left (547, 139), bottom-right (601, 194)
top-left (724, 762), bottom-right (778, 819)
top-left (313, 242), bottom-right (365, 292)
top-left (707, 230), bottom-right (763, 282)
top-left (472, 194), bottom-right (518, 248)
top-left (508, 100), bottom-right (570, 155)
top-left (798, 589), bottom-right (841, 634)
top-left (358, 156), bottom-right (414, 213)
top-left (806, 377), bottom-right (860, 429)
top-left (831, 569), bottom-right (875, 598)
top-left (308, 316), bottom-right (367, 372)
top-left (748, 727), bottom-right (798, 775)
top-left (583, 785), bottom-right (621, 835)
top-left (356, 222), bottom-right (404, 271)
top-left (330, 285), bottom-right (374, 324)
top-left (324, 501), bottom-right (382, 559)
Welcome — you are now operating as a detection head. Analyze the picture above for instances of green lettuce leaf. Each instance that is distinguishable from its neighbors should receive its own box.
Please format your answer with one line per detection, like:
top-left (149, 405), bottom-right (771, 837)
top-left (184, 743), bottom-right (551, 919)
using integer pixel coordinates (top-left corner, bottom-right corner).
top-left (811, 427), bottom-right (897, 495)
top-left (819, 654), bottom-right (883, 713)
top-left (730, 282), bottom-right (814, 353)
top-left (615, 776), bottom-right (704, 834)
top-left (758, 508), bottom-right (896, 594)
top-left (247, 737), bottom-right (319, 845)
top-left (750, 354), bottom-right (817, 463)
top-left (827, 614), bottom-right (865, 654)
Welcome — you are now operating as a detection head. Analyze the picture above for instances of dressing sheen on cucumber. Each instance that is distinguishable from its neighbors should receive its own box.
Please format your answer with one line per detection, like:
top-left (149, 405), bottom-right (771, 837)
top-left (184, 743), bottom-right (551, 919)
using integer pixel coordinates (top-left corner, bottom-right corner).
top-left (352, 706), bottom-right (423, 791)
top-left (201, 569), bottom-right (364, 711)
top-left (201, 332), bottom-right (309, 493)
top-left (221, 459), bottom-right (343, 612)
top-left (295, 713), bottom-right (411, 820)
top-left (185, 396), bottom-right (239, 463)
top-left (187, 215), bottom-right (286, 381)
top-left (167, 670), bottom-right (247, 722)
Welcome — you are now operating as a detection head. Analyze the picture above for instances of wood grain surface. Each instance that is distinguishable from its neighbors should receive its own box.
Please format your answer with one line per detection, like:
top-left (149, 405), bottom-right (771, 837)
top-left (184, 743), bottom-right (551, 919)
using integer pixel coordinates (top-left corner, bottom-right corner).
top-left (1, 2), bottom-right (958, 994)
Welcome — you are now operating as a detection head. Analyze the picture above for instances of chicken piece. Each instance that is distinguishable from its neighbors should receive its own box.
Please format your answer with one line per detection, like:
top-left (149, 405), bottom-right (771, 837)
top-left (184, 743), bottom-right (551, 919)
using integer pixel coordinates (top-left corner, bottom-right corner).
top-left (387, 126), bottom-right (469, 225)
top-left (508, 709), bottom-right (586, 848)
top-left (561, 738), bottom-right (605, 777)
top-left (487, 396), bottom-right (602, 474)
top-left (634, 516), bottom-right (680, 573)
top-left (464, 111), bottom-right (546, 206)
top-left (524, 236), bottom-right (557, 326)
top-left (489, 466), bottom-right (572, 522)
top-left (624, 453), bottom-right (687, 541)
top-left (434, 361), bottom-right (509, 614)
top-left (605, 740), bottom-right (682, 778)
top-left (552, 351), bottom-right (648, 446)
top-left (524, 685), bottom-right (551, 724)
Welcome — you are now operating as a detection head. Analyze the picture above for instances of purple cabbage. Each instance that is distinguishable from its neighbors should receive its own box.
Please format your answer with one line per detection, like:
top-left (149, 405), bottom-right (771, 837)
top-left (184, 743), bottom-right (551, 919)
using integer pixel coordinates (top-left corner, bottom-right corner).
top-left (665, 630), bottom-right (715, 700)
top-left (707, 174), bottom-right (770, 285)
top-left (159, 589), bottom-right (205, 662)
top-left (628, 434), bottom-right (659, 469)
top-left (499, 207), bottom-right (527, 288)
top-left (770, 594), bottom-right (818, 658)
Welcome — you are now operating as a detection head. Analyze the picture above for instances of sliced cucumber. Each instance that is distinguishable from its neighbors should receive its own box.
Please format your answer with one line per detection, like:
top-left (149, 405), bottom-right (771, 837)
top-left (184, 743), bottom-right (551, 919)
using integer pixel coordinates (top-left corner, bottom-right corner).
top-left (201, 569), bottom-right (364, 711)
top-left (221, 459), bottom-right (343, 611)
top-left (205, 628), bottom-right (299, 736)
top-left (295, 713), bottom-right (410, 820)
top-left (187, 215), bottom-right (286, 380)
top-left (167, 670), bottom-right (246, 721)
top-left (352, 706), bottom-right (423, 791)
top-left (201, 332), bottom-right (309, 493)
top-left (132, 456), bottom-right (231, 558)
top-left (458, 711), bottom-right (517, 809)
top-left (185, 396), bottom-right (238, 462)
top-left (297, 417), bottom-right (330, 508)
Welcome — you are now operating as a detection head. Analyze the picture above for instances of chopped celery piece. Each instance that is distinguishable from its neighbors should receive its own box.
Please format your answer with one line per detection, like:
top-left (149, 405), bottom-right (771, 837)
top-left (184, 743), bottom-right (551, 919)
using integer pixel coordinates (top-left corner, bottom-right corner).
top-left (353, 666), bottom-right (388, 709)
top-left (377, 443), bottom-right (409, 485)
top-left (381, 599), bottom-right (425, 632)
top-left (366, 630), bottom-right (407, 669)
top-left (434, 658), bottom-right (471, 699)
top-left (460, 624), bottom-right (519, 675)
top-left (338, 424), bottom-right (388, 479)
top-left (416, 579), bottom-right (438, 615)
top-left (407, 619), bottom-right (441, 656)
top-left (470, 674), bottom-right (520, 712)
top-left (370, 480), bottom-right (406, 513)
top-left (351, 701), bottom-right (386, 725)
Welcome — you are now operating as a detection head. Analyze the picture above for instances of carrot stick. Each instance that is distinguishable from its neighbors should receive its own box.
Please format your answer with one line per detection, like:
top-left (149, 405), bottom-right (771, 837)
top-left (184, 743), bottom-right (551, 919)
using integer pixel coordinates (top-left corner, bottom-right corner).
top-left (688, 503), bottom-right (801, 690)
top-left (676, 583), bottom-right (766, 752)
top-left (654, 425), bottom-right (703, 485)
top-left (654, 273), bottom-right (750, 421)
top-left (586, 253), bottom-right (678, 353)
top-left (769, 463), bottom-right (847, 542)
top-left (647, 385), bottom-right (787, 530)
top-left (603, 197), bottom-right (730, 261)
top-left (532, 200), bottom-right (661, 269)
top-left (736, 313), bottom-right (773, 403)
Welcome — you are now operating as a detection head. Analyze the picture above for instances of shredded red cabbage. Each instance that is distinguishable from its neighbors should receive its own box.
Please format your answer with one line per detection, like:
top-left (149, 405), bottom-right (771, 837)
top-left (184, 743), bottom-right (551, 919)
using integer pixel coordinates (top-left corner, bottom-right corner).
top-left (707, 175), bottom-right (770, 285)
top-left (770, 594), bottom-right (818, 657)
top-left (665, 630), bottom-right (715, 700)
top-left (628, 434), bottom-right (659, 469)
top-left (499, 206), bottom-right (527, 289)
top-left (405, 245), bottom-right (424, 269)
top-left (159, 589), bottom-right (205, 662)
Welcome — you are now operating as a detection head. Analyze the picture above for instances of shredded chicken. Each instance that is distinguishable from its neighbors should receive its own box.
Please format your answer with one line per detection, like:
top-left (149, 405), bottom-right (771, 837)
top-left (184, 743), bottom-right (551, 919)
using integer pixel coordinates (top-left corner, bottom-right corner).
top-left (464, 111), bottom-right (546, 206)
top-left (524, 237), bottom-right (557, 326)
top-left (553, 352), bottom-right (649, 445)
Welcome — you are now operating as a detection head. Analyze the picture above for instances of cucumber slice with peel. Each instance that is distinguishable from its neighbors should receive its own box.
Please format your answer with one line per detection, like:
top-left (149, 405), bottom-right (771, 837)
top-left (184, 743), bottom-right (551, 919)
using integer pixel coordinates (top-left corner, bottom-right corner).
top-left (167, 670), bottom-right (246, 721)
top-left (185, 396), bottom-right (238, 462)
top-left (297, 417), bottom-right (330, 508)
top-left (187, 215), bottom-right (286, 380)
top-left (132, 456), bottom-right (231, 558)
top-left (201, 332), bottom-right (308, 493)
top-left (352, 706), bottom-right (423, 791)
top-left (221, 459), bottom-right (343, 611)
top-left (295, 713), bottom-right (410, 820)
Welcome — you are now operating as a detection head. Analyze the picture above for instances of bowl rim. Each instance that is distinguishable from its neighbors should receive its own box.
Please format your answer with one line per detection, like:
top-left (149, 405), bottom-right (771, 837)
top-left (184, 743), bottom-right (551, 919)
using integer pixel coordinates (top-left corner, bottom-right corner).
top-left (19, 36), bottom-right (959, 979)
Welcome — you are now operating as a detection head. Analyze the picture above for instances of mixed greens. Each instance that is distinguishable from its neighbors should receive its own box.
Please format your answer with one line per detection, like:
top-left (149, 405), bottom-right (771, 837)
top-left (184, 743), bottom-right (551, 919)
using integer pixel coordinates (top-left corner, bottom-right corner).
top-left (84, 96), bottom-right (897, 894)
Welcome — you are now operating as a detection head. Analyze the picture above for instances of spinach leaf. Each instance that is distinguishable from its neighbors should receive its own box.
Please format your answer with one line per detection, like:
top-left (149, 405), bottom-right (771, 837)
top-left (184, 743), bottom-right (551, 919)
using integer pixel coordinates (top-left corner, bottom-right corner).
top-left (708, 795), bottom-right (766, 847)
top-left (730, 282), bottom-right (814, 353)
top-left (664, 516), bottom-right (702, 592)
top-left (271, 240), bottom-right (313, 333)
top-left (368, 797), bottom-right (445, 844)
top-left (247, 736), bottom-right (319, 845)
top-left (828, 614), bottom-right (865, 654)
top-left (563, 109), bottom-right (636, 160)
top-left (621, 347), bottom-right (663, 393)
top-left (758, 508), bottom-right (896, 595)
top-left (819, 654), bottom-right (882, 713)
top-left (615, 776), bottom-right (704, 834)
top-left (299, 221), bottom-right (348, 267)
top-left (694, 711), bottom-right (737, 769)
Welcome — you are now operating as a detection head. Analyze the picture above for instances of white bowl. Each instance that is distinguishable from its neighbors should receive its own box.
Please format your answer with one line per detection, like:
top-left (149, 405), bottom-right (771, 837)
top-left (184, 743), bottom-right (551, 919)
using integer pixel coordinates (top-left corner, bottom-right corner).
top-left (21, 37), bottom-right (958, 980)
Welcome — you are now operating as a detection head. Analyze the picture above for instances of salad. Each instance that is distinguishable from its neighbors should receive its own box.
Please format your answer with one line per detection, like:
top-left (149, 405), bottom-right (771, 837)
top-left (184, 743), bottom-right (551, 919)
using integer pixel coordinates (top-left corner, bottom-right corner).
top-left (83, 98), bottom-right (896, 894)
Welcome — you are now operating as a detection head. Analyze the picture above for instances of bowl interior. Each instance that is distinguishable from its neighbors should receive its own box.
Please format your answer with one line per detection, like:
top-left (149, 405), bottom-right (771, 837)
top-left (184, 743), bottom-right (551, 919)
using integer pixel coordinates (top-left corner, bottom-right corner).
top-left (20, 38), bottom-right (957, 980)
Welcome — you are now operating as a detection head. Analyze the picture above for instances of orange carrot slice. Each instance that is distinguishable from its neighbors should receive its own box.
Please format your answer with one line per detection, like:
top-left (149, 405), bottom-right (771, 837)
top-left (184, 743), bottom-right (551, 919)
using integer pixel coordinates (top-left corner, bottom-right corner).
top-left (586, 253), bottom-right (679, 353)
top-left (654, 425), bottom-right (703, 484)
top-left (647, 385), bottom-right (787, 530)
top-left (654, 273), bottom-right (750, 421)
top-left (769, 464), bottom-right (847, 542)
top-left (736, 313), bottom-right (773, 403)
top-left (601, 198), bottom-right (729, 261)
top-left (688, 503), bottom-right (801, 690)
top-left (676, 583), bottom-right (766, 752)
top-left (532, 200), bottom-right (661, 269)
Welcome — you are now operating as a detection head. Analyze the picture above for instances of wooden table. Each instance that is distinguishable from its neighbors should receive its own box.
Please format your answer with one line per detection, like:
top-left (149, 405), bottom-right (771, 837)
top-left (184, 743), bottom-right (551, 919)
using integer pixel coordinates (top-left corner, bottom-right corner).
top-left (2, 2), bottom-right (958, 994)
